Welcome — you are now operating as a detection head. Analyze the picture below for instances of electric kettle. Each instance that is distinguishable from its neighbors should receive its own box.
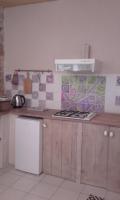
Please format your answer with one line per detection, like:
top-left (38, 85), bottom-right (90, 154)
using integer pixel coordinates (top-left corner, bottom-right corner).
top-left (11, 94), bottom-right (25, 108)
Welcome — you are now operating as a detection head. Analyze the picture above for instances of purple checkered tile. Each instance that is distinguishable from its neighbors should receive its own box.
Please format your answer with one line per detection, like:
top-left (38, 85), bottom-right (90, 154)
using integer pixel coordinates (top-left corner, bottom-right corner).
top-left (46, 73), bottom-right (54, 83)
top-left (39, 100), bottom-right (46, 109)
top-left (12, 84), bottom-right (18, 90)
top-left (32, 91), bottom-right (39, 99)
top-left (115, 96), bottom-right (120, 106)
top-left (46, 92), bottom-right (53, 100)
top-left (5, 74), bottom-right (12, 82)
top-left (19, 74), bottom-right (25, 85)
top-left (24, 98), bottom-right (31, 107)
top-left (39, 83), bottom-right (46, 91)
top-left (32, 74), bottom-right (39, 83)
top-left (5, 90), bottom-right (12, 98)
top-left (18, 90), bottom-right (24, 95)
top-left (116, 76), bottom-right (120, 86)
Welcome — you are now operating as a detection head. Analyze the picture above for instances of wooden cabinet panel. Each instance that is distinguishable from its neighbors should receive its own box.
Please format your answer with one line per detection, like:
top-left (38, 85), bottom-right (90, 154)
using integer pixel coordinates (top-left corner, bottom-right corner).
top-left (108, 127), bottom-right (120, 193)
top-left (43, 119), bottom-right (62, 176)
top-left (43, 119), bottom-right (52, 174)
top-left (61, 121), bottom-right (78, 181)
top-left (51, 120), bottom-right (62, 176)
top-left (43, 119), bottom-right (81, 181)
top-left (0, 114), bottom-right (9, 168)
top-left (0, 117), bottom-right (3, 168)
top-left (81, 124), bottom-right (108, 187)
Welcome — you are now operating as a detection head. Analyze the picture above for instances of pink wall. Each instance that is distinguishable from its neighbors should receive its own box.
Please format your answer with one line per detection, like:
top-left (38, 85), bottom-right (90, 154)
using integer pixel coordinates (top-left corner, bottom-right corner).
top-left (4, 0), bottom-right (120, 73)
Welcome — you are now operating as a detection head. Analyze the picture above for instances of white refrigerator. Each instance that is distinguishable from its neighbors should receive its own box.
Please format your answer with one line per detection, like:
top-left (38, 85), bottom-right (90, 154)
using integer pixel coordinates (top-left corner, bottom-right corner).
top-left (15, 117), bottom-right (42, 175)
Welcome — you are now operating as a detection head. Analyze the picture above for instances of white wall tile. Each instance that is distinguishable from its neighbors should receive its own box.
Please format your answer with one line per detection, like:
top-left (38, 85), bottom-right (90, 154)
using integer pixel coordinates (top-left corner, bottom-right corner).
top-left (105, 75), bottom-right (120, 113)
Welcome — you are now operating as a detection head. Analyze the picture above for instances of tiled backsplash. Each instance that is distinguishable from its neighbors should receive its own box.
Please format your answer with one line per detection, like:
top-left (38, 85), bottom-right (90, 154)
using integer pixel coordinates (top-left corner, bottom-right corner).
top-left (62, 75), bottom-right (106, 112)
top-left (4, 71), bottom-right (120, 113)
top-left (4, 71), bottom-right (61, 109)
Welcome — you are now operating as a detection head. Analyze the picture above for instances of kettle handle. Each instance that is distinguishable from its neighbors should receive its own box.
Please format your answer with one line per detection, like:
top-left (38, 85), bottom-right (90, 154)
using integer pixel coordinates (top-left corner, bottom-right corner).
top-left (20, 95), bottom-right (25, 105)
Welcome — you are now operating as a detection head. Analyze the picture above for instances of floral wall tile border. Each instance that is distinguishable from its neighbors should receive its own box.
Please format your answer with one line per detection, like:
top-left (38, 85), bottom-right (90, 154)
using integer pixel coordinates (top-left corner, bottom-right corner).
top-left (61, 75), bottom-right (106, 112)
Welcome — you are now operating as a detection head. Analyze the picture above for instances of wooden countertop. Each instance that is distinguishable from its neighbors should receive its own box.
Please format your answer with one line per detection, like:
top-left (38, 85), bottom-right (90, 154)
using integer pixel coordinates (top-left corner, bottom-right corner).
top-left (91, 113), bottom-right (120, 127)
top-left (0, 110), bottom-right (11, 116)
top-left (9, 108), bottom-right (120, 127)
top-left (10, 108), bottom-right (57, 119)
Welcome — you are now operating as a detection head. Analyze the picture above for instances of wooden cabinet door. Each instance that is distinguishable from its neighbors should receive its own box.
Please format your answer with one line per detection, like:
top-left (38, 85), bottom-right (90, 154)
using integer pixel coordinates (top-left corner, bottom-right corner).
top-left (0, 114), bottom-right (9, 168)
top-left (51, 119), bottom-right (62, 176)
top-left (61, 121), bottom-right (78, 181)
top-left (43, 119), bottom-right (52, 174)
top-left (0, 117), bottom-right (3, 168)
top-left (81, 124), bottom-right (108, 187)
top-left (43, 119), bottom-right (62, 176)
top-left (107, 127), bottom-right (120, 193)
top-left (43, 119), bottom-right (79, 181)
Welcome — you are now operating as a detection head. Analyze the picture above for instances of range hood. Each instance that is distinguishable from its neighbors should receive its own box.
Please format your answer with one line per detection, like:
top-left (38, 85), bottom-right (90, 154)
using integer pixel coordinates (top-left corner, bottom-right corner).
top-left (55, 59), bottom-right (95, 72)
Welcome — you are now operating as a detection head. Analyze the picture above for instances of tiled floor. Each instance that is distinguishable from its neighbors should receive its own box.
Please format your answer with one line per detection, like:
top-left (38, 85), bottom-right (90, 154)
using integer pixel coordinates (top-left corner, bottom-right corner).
top-left (0, 166), bottom-right (120, 200)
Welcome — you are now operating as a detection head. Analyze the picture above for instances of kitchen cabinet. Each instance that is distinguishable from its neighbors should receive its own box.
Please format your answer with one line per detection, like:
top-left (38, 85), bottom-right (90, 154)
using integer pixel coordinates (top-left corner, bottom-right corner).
top-left (43, 119), bottom-right (82, 181)
top-left (81, 124), bottom-right (120, 193)
top-left (107, 127), bottom-right (120, 193)
top-left (0, 114), bottom-right (9, 168)
top-left (43, 119), bottom-right (62, 176)
top-left (61, 120), bottom-right (78, 181)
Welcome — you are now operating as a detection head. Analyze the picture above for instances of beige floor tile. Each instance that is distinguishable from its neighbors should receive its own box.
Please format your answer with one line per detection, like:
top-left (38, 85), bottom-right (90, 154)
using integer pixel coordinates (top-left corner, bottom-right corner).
top-left (50, 188), bottom-right (80, 200)
top-left (0, 165), bottom-right (13, 175)
top-left (10, 168), bottom-right (26, 176)
top-left (0, 172), bottom-right (21, 186)
top-left (12, 176), bottom-right (39, 192)
top-left (82, 184), bottom-right (106, 198)
top-left (24, 173), bottom-right (45, 181)
top-left (30, 182), bottom-right (58, 199)
top-left (0, 184), bottom-right (9, 193)
top-left (0, 188), bottom-right (26, 200)
top-left (23, 193), bottom-right (47, 200)
top-left (105, 191), bottom-right (120, 200)
top-left (42, 175), bottom-right (64, 186)
top-left (61, 180), bottom-right (85, 193)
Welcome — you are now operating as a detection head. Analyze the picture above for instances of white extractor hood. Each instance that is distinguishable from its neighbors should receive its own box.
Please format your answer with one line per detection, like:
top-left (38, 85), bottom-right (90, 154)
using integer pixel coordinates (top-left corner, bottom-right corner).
top-left (55, 59), bottom-right (95, 72)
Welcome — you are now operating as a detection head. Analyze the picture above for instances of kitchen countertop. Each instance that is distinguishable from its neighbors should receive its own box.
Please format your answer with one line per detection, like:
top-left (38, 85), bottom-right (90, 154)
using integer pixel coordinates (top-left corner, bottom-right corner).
top-left (0, 110), bottom-right (11, 116)
top-left (9, 107), bottom-right (120, 127)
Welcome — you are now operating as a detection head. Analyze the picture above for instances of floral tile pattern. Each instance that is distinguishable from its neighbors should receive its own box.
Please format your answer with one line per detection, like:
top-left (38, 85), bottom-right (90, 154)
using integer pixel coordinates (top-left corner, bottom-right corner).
top-left (62, 75), bottom-right (106, 112)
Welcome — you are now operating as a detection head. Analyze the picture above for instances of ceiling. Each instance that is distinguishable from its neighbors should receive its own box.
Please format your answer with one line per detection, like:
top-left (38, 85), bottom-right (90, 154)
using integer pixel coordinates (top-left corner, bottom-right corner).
top-left (0, 0), bottom-right (55, 7)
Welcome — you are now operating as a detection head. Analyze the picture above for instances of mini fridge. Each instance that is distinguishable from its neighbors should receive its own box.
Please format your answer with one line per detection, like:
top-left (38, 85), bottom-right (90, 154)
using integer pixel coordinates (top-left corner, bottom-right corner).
top-left (15, 117), bottom-right (42, 174)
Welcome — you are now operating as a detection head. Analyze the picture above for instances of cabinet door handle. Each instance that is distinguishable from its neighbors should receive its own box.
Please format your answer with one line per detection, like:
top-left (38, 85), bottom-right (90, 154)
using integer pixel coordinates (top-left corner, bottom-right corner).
top-left (0, 137), bottom-right (1, 141)
top-left (42, 123), bottom-right (47, 128)
top-left (104, 130), bottom-right (108, 137)
top-left (109, 131), bottom-right (114, 138)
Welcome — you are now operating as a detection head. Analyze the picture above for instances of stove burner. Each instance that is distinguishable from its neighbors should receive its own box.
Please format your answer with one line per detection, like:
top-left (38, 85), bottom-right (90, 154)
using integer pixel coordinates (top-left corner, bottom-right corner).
top-left (53, 110), bottom-right (96, 120)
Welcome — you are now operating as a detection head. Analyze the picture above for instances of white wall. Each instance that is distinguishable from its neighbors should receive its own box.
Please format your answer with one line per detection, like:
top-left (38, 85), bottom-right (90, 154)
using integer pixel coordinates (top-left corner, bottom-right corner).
top-left (4, 0), bottom-right (120, 73)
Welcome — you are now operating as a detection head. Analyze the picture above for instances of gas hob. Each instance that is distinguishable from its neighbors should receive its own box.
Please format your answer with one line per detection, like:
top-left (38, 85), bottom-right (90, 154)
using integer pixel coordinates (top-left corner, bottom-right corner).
top-left (53, 110), bottom-right (96, 120)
